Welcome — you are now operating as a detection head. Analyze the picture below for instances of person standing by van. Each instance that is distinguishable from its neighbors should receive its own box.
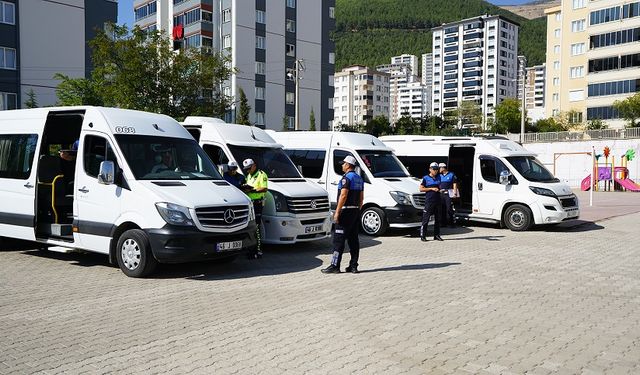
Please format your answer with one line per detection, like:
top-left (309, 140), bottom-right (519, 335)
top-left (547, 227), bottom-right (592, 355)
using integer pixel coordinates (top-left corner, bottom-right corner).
top-left (439, 162), bottom-right (458, 227)
top-left (223, 161), bottom-right (245, 188)
top-left (242, 158), bottom-right (268, 259)
top-left (322, 156), bottom-right (364, 274)
top-left (420, 162), bottom-right (443, 242)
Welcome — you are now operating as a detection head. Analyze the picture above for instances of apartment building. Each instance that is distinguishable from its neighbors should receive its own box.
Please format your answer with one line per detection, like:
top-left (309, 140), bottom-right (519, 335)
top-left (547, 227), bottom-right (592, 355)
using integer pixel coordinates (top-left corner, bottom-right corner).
top-left (421, 53), bottom-right (433, 86)
top-left (398, 82), bottom-right (431, 120)
top-left (392, 54), bottom-right (419, 77)
top-left (545, 0), bottom-right (640, 128)
top-left (526, 64), bottom-right (546, 120)
top-left (134, 0), bottom-right (336, 130)
top-left (377, 61), bottom-right (420, 123)
top-left (332, 66), bottom-right (390, 128)
top-left (0, 0), bottom-right (116, 110)
top-left (431, 15), bottom-right (520, 127)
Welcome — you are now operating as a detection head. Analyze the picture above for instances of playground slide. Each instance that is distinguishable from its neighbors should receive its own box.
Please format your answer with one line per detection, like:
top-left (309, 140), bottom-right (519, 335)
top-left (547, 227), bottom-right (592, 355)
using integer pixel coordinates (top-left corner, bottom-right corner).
top-left (614, 177), bottom-right (640, 192)
top-left (581, 175), bottom-right (592, 191)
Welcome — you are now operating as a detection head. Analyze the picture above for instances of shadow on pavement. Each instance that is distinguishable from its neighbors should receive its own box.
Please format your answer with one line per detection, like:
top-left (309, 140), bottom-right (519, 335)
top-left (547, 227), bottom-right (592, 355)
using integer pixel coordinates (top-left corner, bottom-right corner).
top-left (0, 238), bottom-right (41, 252)
top-left (22, 249), bottom-right (115, 268)
top-left (538, 220), bottom-right (605, 233)
top-left (393, 225), bottom-right (475, 238)
top-left (443, 235), bottom-right (504, 241)
top-left (359, 262), bottom-right (461, 273)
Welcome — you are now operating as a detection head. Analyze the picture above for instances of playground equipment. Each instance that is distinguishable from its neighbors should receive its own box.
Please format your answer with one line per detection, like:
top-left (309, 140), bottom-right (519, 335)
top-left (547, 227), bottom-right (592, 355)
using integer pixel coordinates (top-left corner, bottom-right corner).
top-left (581, 147), bottom-right (639, 192)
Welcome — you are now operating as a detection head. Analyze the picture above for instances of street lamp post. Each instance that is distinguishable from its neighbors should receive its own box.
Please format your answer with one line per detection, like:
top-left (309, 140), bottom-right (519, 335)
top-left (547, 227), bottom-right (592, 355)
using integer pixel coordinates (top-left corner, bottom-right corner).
top-left (289, 59), bottom-right (305, 131)
top-left (519, 56), bottom-right (526, 143)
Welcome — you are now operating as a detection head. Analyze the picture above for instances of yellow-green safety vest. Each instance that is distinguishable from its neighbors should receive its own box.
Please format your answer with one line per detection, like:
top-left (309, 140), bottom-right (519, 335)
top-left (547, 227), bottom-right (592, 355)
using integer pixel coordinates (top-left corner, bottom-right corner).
top-left (246, 169), bottom-right (268, 201)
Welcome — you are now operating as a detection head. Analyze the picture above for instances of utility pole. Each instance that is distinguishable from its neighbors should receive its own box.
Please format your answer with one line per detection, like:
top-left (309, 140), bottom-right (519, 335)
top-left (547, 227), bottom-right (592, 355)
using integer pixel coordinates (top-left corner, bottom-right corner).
top-left (519, 56), bottom-right (526, 143)
top-left (294, 59), bottom-right (305, 131)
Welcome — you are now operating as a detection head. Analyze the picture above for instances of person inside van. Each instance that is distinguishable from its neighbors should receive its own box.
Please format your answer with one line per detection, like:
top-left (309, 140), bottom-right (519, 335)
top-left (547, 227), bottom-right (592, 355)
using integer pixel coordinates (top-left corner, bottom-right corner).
top-left (151, 149), bottom-right (174, 173)
top-left (59, 140), bottom-right (78, 191)
top-left (223, 161), bottom-right (245, 188)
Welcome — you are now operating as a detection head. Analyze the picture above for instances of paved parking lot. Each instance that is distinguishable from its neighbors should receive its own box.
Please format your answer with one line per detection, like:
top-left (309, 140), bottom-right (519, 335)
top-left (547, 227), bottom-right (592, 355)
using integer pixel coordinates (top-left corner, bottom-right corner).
top-left (1, 211), bottom-right (639, 374)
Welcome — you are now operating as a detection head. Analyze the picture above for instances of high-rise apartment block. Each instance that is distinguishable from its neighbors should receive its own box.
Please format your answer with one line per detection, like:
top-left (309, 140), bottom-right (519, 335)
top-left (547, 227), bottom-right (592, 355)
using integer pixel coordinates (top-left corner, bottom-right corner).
top-left (134, 0), bottom-right (336, 130)
top-left (545, 0), bottom-right (640, 128)
top-left (0, 0), bottom-right (116, 110)
top-left (421, 53), bottom-right (433, 86)
top-left (332, 66), bottom-right (390, 129)
top-left (431, 15), bottom-right (520, 126)
top-left (525, 64), bottom-right (546, 121)
top-left (398, 82), bottom-right (431, 120)
top-left (391, 54), bottom-right (419, 77)
top-left (377, 61), bottom-right (420, 123)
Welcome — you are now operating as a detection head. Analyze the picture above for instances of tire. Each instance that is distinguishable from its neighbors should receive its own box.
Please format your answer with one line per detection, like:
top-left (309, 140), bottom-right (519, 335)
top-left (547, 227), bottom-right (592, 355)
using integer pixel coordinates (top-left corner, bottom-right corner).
top-left (360, 207), bottom-right (388, 236)
top-left (503, 204), bottom-right (533, 231)
top-left (116, 229), bottom-right (158, 278)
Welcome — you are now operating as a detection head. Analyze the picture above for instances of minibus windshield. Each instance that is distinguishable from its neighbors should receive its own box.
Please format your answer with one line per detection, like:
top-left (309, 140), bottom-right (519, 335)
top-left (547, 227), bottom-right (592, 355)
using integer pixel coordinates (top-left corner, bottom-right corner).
top-left (228, 145), bottom-right (301, 179)
top-left (357, 150), bottom-right (410, 178)
top-left (116, 135), bottom-right (222, 180)
top-left (506, 156), bottom-right (559, 183)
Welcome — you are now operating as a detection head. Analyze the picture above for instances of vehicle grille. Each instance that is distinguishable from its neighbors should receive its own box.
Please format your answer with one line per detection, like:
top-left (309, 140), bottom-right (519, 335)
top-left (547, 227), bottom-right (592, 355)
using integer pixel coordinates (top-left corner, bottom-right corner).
top-left (412, 194), bottom-right (426, 209)
top-left (560, 196), bottom-right (577, 208)
top-left (287, 196), bottom-right (330, 214)
top-left (194, 205), bottom-right (249, 228)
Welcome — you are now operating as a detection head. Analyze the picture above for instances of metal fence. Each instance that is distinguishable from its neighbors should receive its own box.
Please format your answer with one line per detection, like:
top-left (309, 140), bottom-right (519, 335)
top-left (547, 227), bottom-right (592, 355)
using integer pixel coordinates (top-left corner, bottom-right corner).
top-left (505, 127), bottom-right (640, 143)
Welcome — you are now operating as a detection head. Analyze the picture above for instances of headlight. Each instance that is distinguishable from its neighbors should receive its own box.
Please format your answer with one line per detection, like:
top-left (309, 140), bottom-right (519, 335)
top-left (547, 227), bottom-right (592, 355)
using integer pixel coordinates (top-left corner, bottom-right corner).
top-left (529, 186), bottom-right (556, 197)
top-left (389, 191), bottom-right (412, 205)
top-left (248, 202), bottom-right (256, 221)
top-left (270, 190), bottom-right (289, 212)
top-left (155, 202), bottom-right (194, 226)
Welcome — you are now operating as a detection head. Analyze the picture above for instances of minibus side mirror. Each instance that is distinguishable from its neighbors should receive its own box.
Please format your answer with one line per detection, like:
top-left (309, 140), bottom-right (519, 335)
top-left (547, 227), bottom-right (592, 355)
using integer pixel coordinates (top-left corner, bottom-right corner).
top-left (499, 170), bottom-right (511, 185)
top-left (98, 161), bottom-right (115, 185)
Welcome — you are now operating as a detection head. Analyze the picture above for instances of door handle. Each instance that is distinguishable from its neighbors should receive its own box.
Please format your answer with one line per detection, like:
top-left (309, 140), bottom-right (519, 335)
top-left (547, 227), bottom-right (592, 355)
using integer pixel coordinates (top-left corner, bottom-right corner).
top-left (317, 180), bottom-right (324, 184)
top-left (478, 182), bottom-right (483, 191)
top-left (330, 182), bottom-right (338, 186)
top-left (24, 182), bottom-right (34, 188)
top-left (78, 187), bottom-right (89, 193)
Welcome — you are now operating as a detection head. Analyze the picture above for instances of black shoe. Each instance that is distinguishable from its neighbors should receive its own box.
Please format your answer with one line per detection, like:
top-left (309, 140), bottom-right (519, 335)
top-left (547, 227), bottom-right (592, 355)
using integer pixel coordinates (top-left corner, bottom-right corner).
top-left (345, 266), bottom-right (359, 274)
top-left (420, 237), bottom-right (428, 242)
top-left (247, 252), bottom-right (262, 260)
top-left (321, 264), bottom-right (341, 274)
top-left (434, 235), bottom-right (444, 241)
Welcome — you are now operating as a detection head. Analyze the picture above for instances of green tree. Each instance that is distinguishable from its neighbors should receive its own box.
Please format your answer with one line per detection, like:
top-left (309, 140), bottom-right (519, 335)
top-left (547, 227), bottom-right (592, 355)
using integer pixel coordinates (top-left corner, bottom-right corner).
top-left (309, 107), bottom-right (316, 131)
top-left (394, 115), bottom-right (419, 135)
top-left (282, 116), bottom-right (290, 131)
top-left (24, 89), bottom-right (38, 109)
top-left (614, 92), bottom-right (640, 127)
top-left (363, 115), bottom-right (389, 137)
top-left (452, 100), bottom-right (482, 129)
top-left (236, 87), bottom-right (251, 125)
top-left (533, 117), bottom-right (565, 133)
top-left (56, 24), bottom-right (235, 120)
top-left (585, 118), bottom-right (607, 130)
top-left (495, 98), bottom-right (527, 134)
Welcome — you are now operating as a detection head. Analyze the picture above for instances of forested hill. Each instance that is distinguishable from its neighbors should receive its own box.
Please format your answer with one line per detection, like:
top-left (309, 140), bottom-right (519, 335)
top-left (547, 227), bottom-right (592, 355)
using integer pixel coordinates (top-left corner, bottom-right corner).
top-left (334, 0), bottom-right (547, 70)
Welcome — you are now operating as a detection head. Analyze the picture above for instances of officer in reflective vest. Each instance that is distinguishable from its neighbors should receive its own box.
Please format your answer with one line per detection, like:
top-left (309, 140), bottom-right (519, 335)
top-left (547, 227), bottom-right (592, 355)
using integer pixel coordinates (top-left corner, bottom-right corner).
top-left (439, 162), bottom-right (458, 227)
top-left (242, 158), bottom-right (268, 259)
top-left (322, 155), bottom-right (364, 274)
top-left (420, 162), bottom-right (444, 242)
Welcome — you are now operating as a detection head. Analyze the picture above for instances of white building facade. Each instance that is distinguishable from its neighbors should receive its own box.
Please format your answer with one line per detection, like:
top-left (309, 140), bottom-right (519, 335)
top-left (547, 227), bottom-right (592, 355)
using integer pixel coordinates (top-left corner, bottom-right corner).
top-left (377, 62), bottom-right (421, 123)
top-left (332, 66), bottom-right (390, 129)
top-left (421, 53), bottom-right (433, 86)
top-left (398, 82), bottom-right (431, 120)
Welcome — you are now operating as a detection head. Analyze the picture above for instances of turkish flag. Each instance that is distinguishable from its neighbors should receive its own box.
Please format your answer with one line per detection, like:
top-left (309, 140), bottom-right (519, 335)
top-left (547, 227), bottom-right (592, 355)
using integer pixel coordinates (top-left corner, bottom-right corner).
top-left (173, 24), bottom-right (184, 40)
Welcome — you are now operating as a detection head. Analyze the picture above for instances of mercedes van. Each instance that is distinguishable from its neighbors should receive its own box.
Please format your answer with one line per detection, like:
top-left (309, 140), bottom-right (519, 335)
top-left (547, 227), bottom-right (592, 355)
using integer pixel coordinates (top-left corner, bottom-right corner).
top-left (181, 117), bottom-right (331, 244)
top-left (380, 135), bottom-right (580, 231)
top-left (0, 107), bottom-right (256, 277)
top-left (271, 131), bottom-right (424, 236)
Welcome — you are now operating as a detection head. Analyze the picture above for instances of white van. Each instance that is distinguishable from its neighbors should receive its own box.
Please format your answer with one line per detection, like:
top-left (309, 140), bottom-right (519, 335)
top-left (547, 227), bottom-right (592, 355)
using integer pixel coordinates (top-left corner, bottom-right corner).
top-left (270, 131), bottom-right (424, 236)
top-left (380, 135), bottom-right (580, 231)
top-left (0, 107), bottom-right (257, 277)
top-left (181, 117), bottom-right (331, 244)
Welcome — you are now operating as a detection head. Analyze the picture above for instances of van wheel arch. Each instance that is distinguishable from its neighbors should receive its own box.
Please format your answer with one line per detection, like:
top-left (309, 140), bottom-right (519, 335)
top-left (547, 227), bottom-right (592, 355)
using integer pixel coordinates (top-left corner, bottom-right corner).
top-left (501, 203), bottom-right (533, 231)
top-left (360, 204), bottom-right (389, 236)
top-left (109, 222), bottom-right (142, 265)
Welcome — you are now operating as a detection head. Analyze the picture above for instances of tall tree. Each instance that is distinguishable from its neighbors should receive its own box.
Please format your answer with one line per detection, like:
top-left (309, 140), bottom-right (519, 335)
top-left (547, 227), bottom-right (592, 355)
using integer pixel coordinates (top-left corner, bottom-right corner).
top-left (452, 100), bottom-right (482, 129)
top-left (282, 116), bottom-right (290, 131)
top-left (614, 93), bottom-right (640, 127)
top-left (363, 115), bottom-right (389, 137)
top-left (309, 107), bottom-right (316, 131)
top-left (495, 98), bottom-right (527, 133)
top-left (54, 74), bottom-right (104, 106)
top-left (24, 89), bottom-right (39, 109)
top-left (236, 87), bottom-right (251, 125)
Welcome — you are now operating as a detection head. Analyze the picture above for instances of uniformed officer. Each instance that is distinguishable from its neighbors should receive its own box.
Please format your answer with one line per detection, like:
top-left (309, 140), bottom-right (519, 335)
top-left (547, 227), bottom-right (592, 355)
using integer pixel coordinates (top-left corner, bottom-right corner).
top-left (242, 158), bottom-right (268, 259)
top-left (223, 160), bottom-right (245, 188)
top-left (420, 162), bottom-right (443, 242)
top-left (439, 162), bottom-right (458, 227)
top-left (322, 155), bottom-right (364, 274)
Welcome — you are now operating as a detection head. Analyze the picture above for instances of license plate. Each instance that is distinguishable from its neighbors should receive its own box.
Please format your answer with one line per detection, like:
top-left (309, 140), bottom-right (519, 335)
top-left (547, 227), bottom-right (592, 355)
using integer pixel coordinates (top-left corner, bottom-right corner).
top-left (216, 240), bottom-right (242, 252)
top-left (305, 225), bottom-right (323, 234)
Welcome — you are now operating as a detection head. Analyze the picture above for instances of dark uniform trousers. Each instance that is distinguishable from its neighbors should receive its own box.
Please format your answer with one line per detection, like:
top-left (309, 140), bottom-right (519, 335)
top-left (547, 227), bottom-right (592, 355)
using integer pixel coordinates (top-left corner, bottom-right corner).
top-left (252, 199), bottom-right (264, 255)
top-left (421, 200), bottom-right (441, 238)
top-left (331, 208), bottom-right (360, 268)
top-left (441, 192), bottom-right (454, 225)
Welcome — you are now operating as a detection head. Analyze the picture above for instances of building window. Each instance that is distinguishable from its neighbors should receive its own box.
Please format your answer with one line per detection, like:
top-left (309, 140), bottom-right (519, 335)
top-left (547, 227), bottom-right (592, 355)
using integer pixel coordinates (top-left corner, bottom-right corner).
top-left (134, 1), bottom-right (157, 21)
top-left (555, 13), bottom-right (561, 22)
top-left (554, 45), bottom-right (560, 54)
top-left (570, 43), bottom-right (585, 56)
top-left (202, 10), bottom-right (213, 23)
top-left (552, 93), bottom-right (559, 102)
top-left (286, 43), bottom-right (295, 57)
top-left (174, 8), bottom-right (201, 26)
top-left (328, 98), bottom-right (334, 109)
top-left (590, 28), bottom-right (640, 49)
top-left (554, 28), bottom-right (561, 38)
top-left (0, 1), bottom-right (15, 24)
top-left (553, 77), bottom-right (560, 86)
top-left (587, 106), bottom-right (620, 120)
top-left (329, 75), bottom-right (334, 86)
top-left (256, 61), bottom-right (265, 75)
top-left (222, 8), bottom-right (231, 23)
top-left (570, 66), bottom-right (584, 78)
top-left (255, 112), bottom-right (265, 126)
top-left (288, 117), bottom-right (295, 129)
top-left (329, 7), bottom-right (335, 19)
top-left (571, 19), bottom-right (585, 32)
top-left (328, 52), bottom-right (335, 64)
top-left (286, 19), bottom-right (296, 33)
top-left (256, 10), bottom-right (265, 24)
top-left (286, 92), bottom-right (295, 105)
top-left (286, 0), bottom-right (296, 8)
top-left (223, 35), bottom-right (231, 49)
top-left (588, 79), bottom-right (640, 97)
top-left (623, 2), bottom-right (640, 19)
top-left (0, 92), bottom-right (17, 110)
top-left (572, 0), bottom-right (585, 9)
top-left (590, 6), bottom-right (622, 25)
top-left (0, 47), bottom-right (16, 69)
top-left (569, 90), bottom-right (584, 102)
top-left (255, 36), bottom-right (265, 49)
top-left (554, 61), bottom-right (560, 70)
top-left (255, 87), bottom-right (265, 100)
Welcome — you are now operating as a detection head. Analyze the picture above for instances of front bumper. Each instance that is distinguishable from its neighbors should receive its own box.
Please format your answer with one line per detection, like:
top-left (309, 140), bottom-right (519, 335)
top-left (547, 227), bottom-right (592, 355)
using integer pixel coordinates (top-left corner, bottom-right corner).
top-left (384, 205), bottom-right (423, 228)
top-left (145, 223), bottom-right (258, 264)
top-left (261, 213), bottom-right (332, 244)
top-left (535, 195), bottom-right (580, 224)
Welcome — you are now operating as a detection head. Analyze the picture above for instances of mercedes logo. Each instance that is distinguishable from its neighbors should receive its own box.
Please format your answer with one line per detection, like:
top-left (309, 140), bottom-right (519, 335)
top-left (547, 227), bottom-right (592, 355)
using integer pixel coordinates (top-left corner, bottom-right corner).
top-left (223, 209), bottom-right (235, 224)
top-left (310, 200), bottom-right (317, 209)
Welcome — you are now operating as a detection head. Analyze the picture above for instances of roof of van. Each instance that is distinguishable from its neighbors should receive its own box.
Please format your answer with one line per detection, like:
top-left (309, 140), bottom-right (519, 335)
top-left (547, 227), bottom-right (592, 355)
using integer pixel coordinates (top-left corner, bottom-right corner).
top-left (380, 135), bottom-right (535, 157)
top-left (270, 131), bottom-right (392, 151)
top-left (182, 116), bottom-right (280, 148)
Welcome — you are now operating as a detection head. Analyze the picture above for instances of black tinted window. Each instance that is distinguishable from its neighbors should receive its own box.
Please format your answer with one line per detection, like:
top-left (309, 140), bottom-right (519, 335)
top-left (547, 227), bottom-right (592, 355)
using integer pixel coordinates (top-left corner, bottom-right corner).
top-left (83, 135), bottom-right (118, 178)
top-left (333, 150), bottom-right (354, 175)
top-left (480, 157), bottom-right (509, 183)
top-left (0, 134), bottom-right (38, 179)
top-left (285, 149), bottom-right (326, 179)
top-left (203, 144), bottom-right (229, 167)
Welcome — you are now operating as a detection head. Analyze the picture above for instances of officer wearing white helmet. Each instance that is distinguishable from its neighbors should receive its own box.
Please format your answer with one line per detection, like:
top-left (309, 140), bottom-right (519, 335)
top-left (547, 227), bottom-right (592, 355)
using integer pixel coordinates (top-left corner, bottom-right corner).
top-left (223, 160), bottom-right (245, 188)
top-left (419, 162), bottom-right (443, 242)
top-left (322, 155), bottom-right (364, 274)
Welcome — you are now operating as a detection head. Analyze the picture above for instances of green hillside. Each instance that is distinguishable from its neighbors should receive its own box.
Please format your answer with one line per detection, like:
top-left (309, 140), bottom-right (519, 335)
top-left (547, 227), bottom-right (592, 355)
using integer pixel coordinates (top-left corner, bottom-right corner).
top-left (334, 0), bottom-right (547, 70)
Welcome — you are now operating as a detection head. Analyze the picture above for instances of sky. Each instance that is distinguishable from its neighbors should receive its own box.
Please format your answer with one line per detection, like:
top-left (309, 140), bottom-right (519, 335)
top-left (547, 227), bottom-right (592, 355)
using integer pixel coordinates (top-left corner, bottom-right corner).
top-left (117, 0), bottom-right (534, 28)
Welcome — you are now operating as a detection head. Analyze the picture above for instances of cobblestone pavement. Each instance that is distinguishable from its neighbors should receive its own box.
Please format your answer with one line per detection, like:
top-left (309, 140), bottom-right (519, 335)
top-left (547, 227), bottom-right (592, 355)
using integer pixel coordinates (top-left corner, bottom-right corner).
top-left (1, 214), bottom-right (639, 374)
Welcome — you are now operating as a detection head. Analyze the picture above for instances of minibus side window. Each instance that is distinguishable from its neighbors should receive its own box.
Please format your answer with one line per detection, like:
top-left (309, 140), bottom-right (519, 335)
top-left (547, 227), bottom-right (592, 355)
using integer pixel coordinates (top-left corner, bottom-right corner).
top-left (333, 150), bottom-right (354, 175)
top-left (0, 134), bottom-right (38, 179)
top-left (83, 135), bottom-right (119, 178)
top-left (202, 144), bottom-right (229, 167)
top-left (286, 149), bottom-right (325, 179)
top-left (480, 157), bottom-right (509, 184)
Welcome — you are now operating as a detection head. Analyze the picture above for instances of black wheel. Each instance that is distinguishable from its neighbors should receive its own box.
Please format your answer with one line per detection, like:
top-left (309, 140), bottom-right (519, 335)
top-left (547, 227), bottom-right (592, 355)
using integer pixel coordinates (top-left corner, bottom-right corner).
top-left (360, 207), bottom-right (388, 236)
top-left (503, 204), bottom-right (533, 231)
top-left (116, 229), bottom-right (158, 278)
